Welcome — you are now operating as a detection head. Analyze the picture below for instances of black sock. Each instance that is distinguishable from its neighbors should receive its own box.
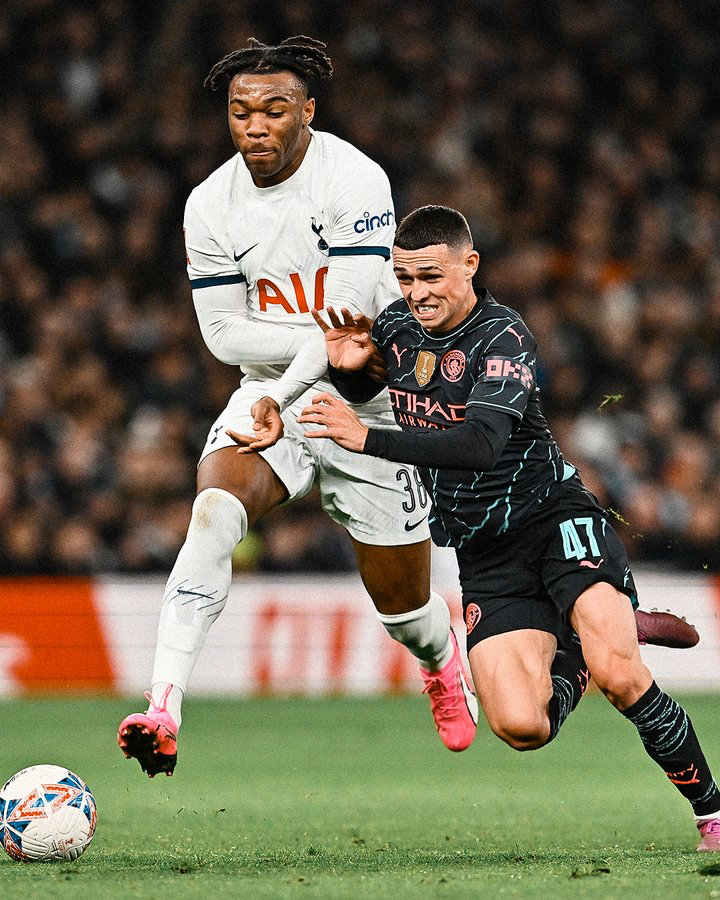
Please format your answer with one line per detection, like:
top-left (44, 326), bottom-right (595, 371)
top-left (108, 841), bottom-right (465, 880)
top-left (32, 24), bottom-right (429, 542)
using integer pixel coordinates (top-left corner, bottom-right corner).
top-left (547, 634), bottom-right (590, 743)
top-left (622, 681), bottom-right (720, 816)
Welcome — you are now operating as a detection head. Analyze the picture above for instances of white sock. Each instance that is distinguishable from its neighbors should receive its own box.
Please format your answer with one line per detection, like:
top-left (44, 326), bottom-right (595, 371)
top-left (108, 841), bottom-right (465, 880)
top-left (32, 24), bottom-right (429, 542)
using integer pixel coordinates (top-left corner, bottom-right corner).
top-left (149, 682), bottom-right (184, 726)
top-left (150, 488), bottom-right (248, 723)
top-left (377, 592), bottom-right (453, 672)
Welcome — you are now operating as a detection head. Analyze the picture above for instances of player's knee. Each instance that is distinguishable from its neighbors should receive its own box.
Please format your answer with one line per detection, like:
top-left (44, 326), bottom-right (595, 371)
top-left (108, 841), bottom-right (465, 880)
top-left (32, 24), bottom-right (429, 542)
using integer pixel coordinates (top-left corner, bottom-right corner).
top-left (591, 656), bottom-right (651, 710)
top-left (489, 712), bottom-right (550, 752)
top-left (186, 488), bottom-right (248, 554)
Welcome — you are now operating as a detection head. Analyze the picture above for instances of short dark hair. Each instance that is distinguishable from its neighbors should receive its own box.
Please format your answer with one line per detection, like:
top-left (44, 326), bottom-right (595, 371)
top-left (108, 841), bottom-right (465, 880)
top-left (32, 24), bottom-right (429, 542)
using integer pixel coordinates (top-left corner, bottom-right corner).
top-left (394, 205), bottom-right (473, 252)
top-left (204, 35), bottom-right (333, 94)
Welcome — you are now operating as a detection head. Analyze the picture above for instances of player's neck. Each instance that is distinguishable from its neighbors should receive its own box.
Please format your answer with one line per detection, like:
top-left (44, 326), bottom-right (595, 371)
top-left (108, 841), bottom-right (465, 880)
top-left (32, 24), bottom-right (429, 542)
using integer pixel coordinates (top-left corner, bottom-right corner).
top-left (436, 292), bottom-right (478, 333)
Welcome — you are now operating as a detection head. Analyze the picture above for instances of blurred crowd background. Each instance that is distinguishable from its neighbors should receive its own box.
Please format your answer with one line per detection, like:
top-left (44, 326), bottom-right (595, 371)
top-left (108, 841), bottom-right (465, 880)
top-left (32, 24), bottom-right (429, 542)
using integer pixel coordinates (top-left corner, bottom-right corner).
top-left (1, 0), bottom-right (719, 575)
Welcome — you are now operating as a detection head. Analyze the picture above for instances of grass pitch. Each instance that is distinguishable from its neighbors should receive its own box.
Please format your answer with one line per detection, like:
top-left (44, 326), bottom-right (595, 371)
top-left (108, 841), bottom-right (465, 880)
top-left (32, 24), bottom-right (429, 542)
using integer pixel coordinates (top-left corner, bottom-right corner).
top-left (1, 693), bottom-right (719, 898)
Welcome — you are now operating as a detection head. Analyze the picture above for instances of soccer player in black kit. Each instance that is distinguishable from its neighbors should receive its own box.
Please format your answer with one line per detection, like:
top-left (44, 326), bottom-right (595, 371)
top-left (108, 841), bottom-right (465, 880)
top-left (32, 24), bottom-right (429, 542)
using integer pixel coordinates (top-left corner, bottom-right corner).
top-left (298, 205), bottom-right (720, 851)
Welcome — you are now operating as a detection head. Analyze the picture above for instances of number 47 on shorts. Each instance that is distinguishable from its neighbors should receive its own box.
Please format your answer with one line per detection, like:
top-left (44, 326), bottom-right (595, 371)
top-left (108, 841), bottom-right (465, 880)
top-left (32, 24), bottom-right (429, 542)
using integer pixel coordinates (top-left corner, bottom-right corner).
top-left (559, 516), bottom-right (601, 561)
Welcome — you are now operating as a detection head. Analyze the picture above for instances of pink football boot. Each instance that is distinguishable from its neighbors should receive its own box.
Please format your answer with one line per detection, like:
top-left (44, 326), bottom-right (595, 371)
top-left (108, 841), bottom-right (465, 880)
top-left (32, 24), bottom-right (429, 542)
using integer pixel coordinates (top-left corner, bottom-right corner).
top-left (118, 692), bottom-right (178, 777)
top-left (697, 818), bottom-right (720, 851)
top-left (421, 629), bottom-right (479, 752)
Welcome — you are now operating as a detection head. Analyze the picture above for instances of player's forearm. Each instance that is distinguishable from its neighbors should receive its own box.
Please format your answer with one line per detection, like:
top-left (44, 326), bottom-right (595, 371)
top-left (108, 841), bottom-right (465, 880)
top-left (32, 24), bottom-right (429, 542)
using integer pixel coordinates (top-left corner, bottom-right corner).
top-left (261, 328), bottom-right (329, 412)
top-left (362, 412), bottom-right (514, 470)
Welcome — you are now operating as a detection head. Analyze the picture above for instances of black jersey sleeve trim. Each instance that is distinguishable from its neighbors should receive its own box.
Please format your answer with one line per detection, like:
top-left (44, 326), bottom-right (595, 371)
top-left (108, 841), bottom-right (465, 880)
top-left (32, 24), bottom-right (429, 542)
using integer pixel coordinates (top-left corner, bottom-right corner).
top-left (363, 407), bottom-right (514, 470)
top-left (328, 246), bottom-right (391, 260)
top-left (189, 273), bottom-right (247, 289)
top-left (328, 365), bottom-right (385, 403)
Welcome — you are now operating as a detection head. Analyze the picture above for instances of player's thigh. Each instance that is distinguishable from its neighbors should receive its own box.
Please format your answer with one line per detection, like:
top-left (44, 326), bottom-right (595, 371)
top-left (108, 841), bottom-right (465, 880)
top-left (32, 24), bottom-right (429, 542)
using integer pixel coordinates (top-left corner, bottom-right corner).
top-left (350, 536), bottom-right (431, 614)
top-left (569, 582), bottom-right (652, 708)
top-left (197, 448), bottom-right (287, 525)
top-left (468, 628), bottom-right (556, 737)
top-left (457, 535), bottom-right (560, 736)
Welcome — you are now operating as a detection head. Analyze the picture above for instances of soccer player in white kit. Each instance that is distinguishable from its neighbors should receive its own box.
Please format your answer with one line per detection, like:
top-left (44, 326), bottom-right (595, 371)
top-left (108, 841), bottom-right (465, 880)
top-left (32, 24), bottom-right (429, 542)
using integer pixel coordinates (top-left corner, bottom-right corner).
top-left (117, 36), bottom-right (479, 776)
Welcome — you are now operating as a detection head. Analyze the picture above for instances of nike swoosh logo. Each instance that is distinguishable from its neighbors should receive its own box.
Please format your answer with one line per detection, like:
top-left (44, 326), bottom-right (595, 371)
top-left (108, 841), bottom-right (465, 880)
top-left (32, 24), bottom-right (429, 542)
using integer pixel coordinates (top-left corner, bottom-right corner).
top-left (234, 243), bottom-right (258, 262)
top-left (404, 518), bottom-right (425, 531)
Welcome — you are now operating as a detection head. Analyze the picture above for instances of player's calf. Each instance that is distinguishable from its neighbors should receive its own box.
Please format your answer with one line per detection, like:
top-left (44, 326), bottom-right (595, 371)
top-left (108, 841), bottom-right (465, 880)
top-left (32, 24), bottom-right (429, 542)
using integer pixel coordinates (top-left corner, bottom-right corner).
top-left (620, 682), bottom-right (720, 847)
top-left (546, 631), bottom-right (589, 743)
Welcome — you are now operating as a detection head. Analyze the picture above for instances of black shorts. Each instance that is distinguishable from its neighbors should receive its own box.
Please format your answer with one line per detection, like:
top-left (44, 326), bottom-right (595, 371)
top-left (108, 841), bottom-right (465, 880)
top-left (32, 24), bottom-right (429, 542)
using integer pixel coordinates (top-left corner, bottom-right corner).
top-left (457, 476), bottom-right (638, 654)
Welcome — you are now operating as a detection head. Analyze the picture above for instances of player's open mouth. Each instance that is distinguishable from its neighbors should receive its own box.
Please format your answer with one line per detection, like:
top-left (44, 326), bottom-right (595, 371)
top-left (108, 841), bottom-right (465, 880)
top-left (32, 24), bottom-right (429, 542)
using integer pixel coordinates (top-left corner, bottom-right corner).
top-left (415, 305), bottom-right (438, 317)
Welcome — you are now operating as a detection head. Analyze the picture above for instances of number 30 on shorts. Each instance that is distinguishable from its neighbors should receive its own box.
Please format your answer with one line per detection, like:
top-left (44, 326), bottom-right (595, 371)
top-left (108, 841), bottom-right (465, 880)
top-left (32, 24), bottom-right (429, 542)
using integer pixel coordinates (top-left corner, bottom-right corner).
top-left (559, 516), bottom-right (601, 561)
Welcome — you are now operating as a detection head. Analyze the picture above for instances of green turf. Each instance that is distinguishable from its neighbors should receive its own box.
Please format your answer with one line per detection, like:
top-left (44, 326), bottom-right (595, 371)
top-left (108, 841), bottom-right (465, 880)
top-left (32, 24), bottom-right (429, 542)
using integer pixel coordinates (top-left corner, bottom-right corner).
top-left (1, 694), bottom-right (719, 898)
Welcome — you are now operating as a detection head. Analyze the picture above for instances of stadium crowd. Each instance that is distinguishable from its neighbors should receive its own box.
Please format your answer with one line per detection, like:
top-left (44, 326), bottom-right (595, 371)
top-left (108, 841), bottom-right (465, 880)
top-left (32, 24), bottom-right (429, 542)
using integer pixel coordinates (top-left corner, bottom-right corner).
top-left (1, 0), bottom-right (719, 574)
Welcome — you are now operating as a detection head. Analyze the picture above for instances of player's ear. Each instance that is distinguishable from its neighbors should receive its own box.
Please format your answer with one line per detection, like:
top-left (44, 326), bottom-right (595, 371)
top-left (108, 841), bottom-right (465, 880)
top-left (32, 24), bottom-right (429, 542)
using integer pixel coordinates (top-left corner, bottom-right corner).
top-left (465, 249), bottom-right (480, 279)
top-left (303, 98), bottom-right (315, 125)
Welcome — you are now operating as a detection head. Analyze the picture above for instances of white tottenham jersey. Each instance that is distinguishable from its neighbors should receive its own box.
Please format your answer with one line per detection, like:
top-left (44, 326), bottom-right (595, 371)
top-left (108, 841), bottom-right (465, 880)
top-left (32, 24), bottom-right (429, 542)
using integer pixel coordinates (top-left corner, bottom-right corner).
top-left (184, 129), bottom-right (399, 415)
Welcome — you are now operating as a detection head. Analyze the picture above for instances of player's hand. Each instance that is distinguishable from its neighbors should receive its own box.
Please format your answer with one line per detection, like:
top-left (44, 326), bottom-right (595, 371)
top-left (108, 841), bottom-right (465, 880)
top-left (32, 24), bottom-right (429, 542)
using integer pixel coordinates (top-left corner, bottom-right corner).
top-left (312, 307), bottom-right (375, 372)
top-left (297, 392), bottom-right (369, 453)
top-left (226, 397), bottom-right (283, 453)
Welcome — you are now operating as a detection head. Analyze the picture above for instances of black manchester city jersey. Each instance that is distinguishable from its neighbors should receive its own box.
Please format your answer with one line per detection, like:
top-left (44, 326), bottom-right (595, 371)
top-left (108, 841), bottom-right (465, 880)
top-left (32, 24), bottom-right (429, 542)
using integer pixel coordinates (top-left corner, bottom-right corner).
top-left (370, 290), bottom-right (570, 548)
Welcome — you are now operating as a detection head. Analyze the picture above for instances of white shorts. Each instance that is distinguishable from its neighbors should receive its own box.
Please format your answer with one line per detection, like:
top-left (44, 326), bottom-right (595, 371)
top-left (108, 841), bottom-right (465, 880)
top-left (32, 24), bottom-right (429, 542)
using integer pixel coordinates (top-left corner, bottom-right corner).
top-left (199, 381), bottom-right (431, 546)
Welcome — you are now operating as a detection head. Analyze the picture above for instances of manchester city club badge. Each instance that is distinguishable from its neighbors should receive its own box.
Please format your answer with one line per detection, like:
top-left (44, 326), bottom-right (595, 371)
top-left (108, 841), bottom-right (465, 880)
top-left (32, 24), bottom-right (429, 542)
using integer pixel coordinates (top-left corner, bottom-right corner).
top-left (414, 350), bottom-right (436, 386)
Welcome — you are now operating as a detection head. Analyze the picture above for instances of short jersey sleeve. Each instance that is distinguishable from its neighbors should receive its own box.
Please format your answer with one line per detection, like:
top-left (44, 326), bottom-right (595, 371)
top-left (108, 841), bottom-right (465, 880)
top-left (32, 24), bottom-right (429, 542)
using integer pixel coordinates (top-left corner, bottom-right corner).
top-left (183, 194), bottom-right (246, 290)
top-left (326, 157), bottom-right (395, 262)
top-left (467, 318), bottom-right (537, 420)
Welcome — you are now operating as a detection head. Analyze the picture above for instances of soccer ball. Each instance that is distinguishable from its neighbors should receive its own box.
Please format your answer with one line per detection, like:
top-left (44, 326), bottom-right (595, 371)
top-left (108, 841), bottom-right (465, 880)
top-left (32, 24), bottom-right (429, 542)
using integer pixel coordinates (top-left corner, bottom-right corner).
top-left (0, 765), bottom-right (97, 862)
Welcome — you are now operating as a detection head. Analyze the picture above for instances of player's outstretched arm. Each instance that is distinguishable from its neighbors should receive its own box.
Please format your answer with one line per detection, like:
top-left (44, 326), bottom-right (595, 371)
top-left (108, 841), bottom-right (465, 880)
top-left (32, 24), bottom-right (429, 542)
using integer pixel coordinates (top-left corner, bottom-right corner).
top-left (226, 397), bottom-right (284, 453)
top-left (311, 307), bottom-right (375, 371)
top-left (302, 396), bottom-right (515, 469)
top-left (297, 392), bottom-right (369, 452)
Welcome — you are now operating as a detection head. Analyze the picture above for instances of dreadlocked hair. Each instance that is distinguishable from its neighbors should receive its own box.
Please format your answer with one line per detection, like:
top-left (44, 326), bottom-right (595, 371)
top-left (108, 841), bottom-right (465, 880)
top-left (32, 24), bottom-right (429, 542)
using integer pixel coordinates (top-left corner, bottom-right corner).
top-left (204, 35), bottom-right (333, 93)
